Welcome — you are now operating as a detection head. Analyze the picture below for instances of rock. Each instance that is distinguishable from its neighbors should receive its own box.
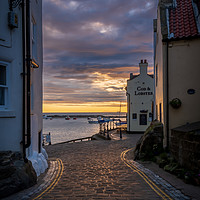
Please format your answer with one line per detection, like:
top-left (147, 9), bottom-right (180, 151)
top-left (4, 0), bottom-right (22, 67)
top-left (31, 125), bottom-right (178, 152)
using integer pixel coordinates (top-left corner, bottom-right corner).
top-left (134, 120), bottom-right (164, 160)
top-left (0, 151), bottom-right (37, 199)
top-left (0, 159), bottom-right (11, 166)
top-left (0, 166), bottom-right (16, 180)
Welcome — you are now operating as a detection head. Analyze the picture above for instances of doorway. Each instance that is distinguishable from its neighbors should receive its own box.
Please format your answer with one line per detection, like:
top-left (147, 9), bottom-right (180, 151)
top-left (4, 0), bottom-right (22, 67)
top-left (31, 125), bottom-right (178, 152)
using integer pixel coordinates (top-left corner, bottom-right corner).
top-left (140, 114), bottom-right (147, 125)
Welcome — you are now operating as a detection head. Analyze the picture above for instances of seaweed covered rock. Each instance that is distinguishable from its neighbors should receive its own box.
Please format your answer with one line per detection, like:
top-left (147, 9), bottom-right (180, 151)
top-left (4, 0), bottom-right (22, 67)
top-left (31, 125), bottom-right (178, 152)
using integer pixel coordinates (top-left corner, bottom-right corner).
top-left (134, 120), bottom-right (164, 160)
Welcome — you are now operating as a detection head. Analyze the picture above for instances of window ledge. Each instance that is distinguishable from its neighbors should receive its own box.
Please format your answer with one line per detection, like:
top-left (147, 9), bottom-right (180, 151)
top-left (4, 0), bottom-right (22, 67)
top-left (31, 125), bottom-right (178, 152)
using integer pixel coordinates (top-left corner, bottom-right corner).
top-left (0, 110), bottom-right (16, 118)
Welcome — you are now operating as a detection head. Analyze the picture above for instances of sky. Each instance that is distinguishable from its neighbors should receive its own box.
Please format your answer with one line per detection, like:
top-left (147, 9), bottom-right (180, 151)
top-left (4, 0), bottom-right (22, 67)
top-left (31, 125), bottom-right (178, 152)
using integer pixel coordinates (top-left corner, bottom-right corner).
top-left (42, 0), bottom-right (157, 113)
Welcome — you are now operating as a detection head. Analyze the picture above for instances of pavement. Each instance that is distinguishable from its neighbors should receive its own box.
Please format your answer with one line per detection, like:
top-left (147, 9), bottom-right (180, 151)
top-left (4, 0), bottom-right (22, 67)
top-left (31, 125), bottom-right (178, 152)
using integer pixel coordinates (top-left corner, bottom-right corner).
top-left (3, 133), bottom-right (200, 200)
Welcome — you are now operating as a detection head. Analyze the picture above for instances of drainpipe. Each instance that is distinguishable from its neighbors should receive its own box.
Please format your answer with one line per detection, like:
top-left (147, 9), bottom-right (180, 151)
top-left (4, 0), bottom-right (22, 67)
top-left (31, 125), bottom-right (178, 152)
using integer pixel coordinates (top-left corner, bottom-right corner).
top-left (22, 0), bottom-right (31, 162)
top-left (22, 0), bottom-right (27, 162)
top-left (126, 92), bottom-right (131, 132)
top-left (25, 0), bottom-right (31, 149)
top-left (166, 41), bottom-right (169, 150)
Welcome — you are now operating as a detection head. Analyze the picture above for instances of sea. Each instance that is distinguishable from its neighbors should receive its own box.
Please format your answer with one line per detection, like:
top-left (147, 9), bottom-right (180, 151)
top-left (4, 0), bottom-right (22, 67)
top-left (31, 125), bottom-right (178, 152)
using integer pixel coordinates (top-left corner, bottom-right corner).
top-left (43, 112), bottom-right (126, 144)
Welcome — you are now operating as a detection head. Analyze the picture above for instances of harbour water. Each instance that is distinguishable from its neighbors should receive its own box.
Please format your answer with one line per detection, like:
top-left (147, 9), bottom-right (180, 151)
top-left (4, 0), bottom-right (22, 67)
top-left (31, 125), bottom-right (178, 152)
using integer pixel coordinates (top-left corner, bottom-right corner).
top-left (43, 113), bottom-right (126, 144)
top-left (43, 117), bottom-right (99, 144)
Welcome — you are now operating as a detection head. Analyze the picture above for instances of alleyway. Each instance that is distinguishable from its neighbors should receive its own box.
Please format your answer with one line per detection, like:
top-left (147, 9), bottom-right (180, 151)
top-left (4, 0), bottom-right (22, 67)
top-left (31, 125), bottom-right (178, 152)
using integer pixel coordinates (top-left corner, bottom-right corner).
top-left (5, 134), bottom-right (195, 200)
top-left (31, 134), bottom-right (189, 200)
top-left (41, 134), bottom-right (163, 199)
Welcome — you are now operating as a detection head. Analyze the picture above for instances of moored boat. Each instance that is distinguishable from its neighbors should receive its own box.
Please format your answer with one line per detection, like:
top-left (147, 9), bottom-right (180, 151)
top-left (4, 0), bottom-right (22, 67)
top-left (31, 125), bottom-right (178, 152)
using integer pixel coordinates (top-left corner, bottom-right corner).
top-left (43, 115), bottom-right (52, 120)
top-left (88, 119), bottom-right (99, 124)
top-left (65, 116), bottom-right (70, 120)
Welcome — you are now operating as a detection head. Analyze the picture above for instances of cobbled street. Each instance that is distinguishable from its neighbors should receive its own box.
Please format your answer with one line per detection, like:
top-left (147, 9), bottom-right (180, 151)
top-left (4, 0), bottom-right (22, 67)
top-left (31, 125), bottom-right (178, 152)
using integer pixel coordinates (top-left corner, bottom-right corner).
top-left (38, 134), bottom-right (164, 200)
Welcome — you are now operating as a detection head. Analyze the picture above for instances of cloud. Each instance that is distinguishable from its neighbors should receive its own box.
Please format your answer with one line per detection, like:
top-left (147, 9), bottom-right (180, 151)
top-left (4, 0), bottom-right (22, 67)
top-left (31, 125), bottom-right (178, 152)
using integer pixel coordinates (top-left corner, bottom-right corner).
top-left (42, 0), bottom-right (156, 112)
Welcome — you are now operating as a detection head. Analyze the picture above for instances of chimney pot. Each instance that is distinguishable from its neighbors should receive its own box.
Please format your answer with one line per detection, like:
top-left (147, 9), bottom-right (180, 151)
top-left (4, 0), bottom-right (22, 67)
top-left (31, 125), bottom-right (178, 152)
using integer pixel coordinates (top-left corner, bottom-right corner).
top-left (130, 73), bottom-right (133, 80)
top-left (144, 59), bottom-right (147, 63)
top-left (141, 60), bottom-right (143, 63)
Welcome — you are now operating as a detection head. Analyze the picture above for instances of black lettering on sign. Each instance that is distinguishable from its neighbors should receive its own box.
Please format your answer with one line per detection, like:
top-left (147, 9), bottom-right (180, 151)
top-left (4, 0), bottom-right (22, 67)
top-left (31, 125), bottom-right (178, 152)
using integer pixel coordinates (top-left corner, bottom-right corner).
top-left (135, 91), bottom-right (153, 96)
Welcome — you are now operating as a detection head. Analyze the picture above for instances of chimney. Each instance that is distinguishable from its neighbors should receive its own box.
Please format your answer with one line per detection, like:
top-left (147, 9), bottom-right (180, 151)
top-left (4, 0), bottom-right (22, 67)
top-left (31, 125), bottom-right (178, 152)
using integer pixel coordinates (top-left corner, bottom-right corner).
top-left (139, 59), bottom-right (148, 75)
top-left (130, 73), bottom-right (134, 80)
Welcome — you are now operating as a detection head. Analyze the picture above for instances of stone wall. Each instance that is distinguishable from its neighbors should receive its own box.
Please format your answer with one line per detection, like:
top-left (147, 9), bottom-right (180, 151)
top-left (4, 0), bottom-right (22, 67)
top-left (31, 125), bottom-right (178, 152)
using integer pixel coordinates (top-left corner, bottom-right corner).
top-left (170, 130), bottom-right (200, 171)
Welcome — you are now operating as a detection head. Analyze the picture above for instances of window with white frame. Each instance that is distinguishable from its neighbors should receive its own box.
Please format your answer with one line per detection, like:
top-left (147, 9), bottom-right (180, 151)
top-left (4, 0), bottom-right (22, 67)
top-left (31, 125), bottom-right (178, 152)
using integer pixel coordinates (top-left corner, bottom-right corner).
top-left (0, 62), bottom-right (9, 108)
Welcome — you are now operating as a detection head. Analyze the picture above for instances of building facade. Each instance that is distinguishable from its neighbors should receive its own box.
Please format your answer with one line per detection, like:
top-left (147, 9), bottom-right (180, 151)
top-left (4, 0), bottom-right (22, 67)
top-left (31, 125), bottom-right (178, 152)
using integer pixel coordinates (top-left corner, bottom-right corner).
top-left (154, 0), bottom-right (200, 148)
top-left (0, 0), bottom-right (47, 176)
top-left (126, 60), bottom-right (154, 133)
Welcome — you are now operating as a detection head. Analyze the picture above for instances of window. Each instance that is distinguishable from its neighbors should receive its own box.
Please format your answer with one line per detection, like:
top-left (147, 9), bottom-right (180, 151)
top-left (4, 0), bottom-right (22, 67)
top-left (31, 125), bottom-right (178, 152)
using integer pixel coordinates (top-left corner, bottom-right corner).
top-left (159, 103), bottom-right (162, 122)
top-left (0, 62), bottom-right (8, 108)
top-left (149, 112), bottom-right (153, 122)
top-left (155, 65), bottom-right (158, 86)
top-left (156, 105), bottom-right (158, 120)
top-left (132, 113), bottom-right (137, 120)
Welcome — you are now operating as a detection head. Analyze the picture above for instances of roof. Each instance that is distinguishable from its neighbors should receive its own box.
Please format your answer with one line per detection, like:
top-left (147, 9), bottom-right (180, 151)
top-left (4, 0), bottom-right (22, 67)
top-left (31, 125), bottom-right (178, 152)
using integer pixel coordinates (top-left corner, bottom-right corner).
top-left (168, 0), bottom-right (200, 39)
top-left (148, 74), bottom-right (154, 78)
top-left (129, 75), bottom-right (139, 80)
top-left (128, 74), bottom-right (154, 81)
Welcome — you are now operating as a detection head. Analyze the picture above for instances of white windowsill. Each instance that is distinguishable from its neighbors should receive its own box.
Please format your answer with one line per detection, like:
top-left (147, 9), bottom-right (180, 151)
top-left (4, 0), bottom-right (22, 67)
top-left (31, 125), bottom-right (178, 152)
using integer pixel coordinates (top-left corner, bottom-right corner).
top-left (0, 110), bottom-right (16, 118)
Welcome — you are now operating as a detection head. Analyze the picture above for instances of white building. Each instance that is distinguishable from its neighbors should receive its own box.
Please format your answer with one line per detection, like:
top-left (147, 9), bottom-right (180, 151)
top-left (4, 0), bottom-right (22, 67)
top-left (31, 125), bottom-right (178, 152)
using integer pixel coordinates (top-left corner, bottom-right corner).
top-left (0, 0), bottom-right (47, 176)
top-left (126, 60), bottom-right (154, 133)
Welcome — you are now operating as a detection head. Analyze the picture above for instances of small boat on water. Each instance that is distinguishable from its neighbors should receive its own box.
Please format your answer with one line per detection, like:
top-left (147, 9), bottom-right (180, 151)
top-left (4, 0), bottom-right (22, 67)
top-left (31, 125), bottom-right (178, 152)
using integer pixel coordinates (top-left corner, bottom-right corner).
top-left (65, 116), bottom-right (70, 120)
top-left (43, 115), bottom-right (52, 120)
top-left (88, 119), bottom-right (99, 124)
top-left (73, 117), bottom-right (77, 120)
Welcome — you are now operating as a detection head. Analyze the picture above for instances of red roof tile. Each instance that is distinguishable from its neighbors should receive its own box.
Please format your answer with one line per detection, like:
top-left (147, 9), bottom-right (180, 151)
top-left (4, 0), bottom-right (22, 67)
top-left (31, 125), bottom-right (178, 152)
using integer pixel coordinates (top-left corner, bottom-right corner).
top-left (169, 0), bottom-right (199, 39)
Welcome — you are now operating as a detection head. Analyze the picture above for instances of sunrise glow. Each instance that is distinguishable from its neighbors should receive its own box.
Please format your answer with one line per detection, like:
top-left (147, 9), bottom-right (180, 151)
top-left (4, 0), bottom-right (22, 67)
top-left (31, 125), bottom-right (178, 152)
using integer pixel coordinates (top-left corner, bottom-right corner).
top-left (42, 0), bottom-right (156, 113)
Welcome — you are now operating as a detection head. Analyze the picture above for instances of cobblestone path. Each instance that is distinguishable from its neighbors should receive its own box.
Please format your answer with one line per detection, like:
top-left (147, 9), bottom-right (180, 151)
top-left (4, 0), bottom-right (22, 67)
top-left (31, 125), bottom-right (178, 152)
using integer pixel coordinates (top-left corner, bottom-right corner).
top-left (33, 134), bottom-right (167, 200)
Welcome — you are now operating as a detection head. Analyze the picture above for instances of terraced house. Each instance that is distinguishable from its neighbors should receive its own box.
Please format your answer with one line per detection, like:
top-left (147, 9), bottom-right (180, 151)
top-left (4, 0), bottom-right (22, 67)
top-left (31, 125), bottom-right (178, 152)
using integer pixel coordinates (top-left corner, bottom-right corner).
top-left (154, 0), bottom-right (200, 169)
top-left (126, 60), bottom-right (154, 133)
top-left (0, 0), bottom-right (47, 183)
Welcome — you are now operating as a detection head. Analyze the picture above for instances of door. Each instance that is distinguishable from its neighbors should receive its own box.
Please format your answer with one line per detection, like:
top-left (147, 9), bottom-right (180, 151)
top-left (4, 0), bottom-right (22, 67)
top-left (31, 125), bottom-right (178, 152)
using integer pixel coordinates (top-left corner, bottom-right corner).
top-left (140, 114), bottom-right (147, 125)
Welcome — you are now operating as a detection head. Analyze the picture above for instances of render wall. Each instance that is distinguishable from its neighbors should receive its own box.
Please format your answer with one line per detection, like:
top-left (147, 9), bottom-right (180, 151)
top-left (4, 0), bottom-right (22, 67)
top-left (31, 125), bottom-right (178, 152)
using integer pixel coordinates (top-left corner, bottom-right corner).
top-left (0, 1), bottom-right (23, 151)
top-left (0, 0), bottom-right (43, 154)
top-left (168, 39), bottom-right (200, 131)
top-left (29, 0), bottom-right (43, 156)
top-left (154, 7), bottom-right (169, 146)
top-left (127, 74), bottom-right (154, 132)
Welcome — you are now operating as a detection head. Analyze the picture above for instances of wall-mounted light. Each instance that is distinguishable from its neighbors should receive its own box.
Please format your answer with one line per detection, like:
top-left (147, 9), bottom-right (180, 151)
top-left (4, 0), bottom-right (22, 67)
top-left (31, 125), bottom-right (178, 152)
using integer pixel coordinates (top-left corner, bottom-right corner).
top-left (31, 59), bottom-right (39, 68)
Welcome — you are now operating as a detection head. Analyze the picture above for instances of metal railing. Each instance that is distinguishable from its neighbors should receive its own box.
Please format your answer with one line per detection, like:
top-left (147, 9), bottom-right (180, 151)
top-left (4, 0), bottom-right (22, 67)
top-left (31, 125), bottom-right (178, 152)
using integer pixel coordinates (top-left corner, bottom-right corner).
top-left (42, 132), bottom-right (51, 146)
